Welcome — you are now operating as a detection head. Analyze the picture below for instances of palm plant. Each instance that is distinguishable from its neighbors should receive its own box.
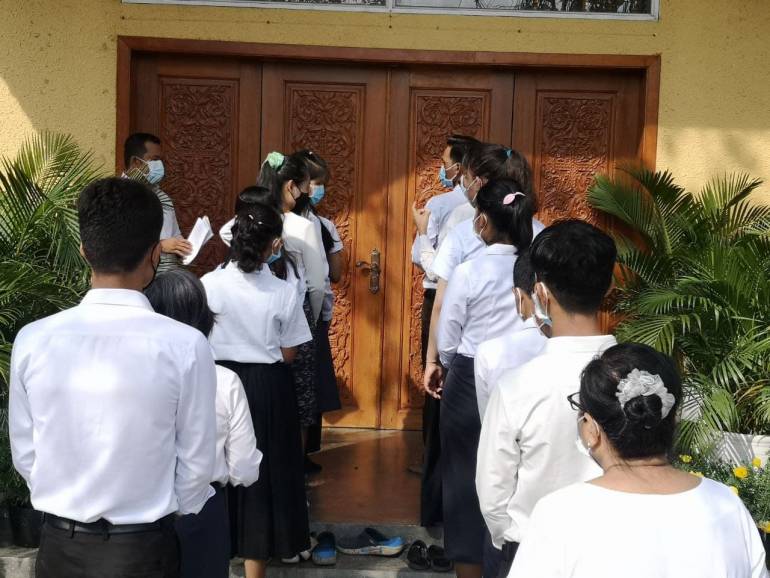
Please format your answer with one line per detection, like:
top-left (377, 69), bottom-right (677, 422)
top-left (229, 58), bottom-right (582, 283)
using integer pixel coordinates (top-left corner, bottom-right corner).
top-left (0, 132), bottom-right (103, 502)
top-left (588, 167), bottom-right (770, 450)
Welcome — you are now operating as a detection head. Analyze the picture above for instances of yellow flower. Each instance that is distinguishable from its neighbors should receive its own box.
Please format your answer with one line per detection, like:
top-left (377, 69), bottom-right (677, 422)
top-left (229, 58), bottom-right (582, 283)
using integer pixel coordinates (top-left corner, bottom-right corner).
top-left (762, 521), bottom-right (770, 533)
top-left (752, 457), bottom-right (762, 468)
top-left (680, 455), bottom-right (693, 464)
top-left (733, 466), bottom-right (749, 479)
top-left (690, 471), bottom-right (704, 478)
top-left (729, 485), bottom-right (739, 496)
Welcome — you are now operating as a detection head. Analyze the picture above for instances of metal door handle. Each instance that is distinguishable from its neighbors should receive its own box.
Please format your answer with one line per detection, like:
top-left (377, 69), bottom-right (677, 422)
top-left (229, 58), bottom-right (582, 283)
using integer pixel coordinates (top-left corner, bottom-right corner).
top-left (355, 248), bottom-right (381, 294)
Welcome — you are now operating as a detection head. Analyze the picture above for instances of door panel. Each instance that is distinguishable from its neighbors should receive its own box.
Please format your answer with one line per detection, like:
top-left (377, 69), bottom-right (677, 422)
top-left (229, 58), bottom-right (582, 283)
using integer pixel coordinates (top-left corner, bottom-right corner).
top-left (130, 55), bottom-right (261, 275)
top-left (261, 64), bottom-right (389, 428)
top-left (382, 69), bottom-right (514, 430)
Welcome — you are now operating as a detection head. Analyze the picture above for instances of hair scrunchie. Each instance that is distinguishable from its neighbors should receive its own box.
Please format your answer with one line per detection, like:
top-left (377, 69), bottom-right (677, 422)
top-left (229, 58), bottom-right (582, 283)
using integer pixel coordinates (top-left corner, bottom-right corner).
top-left (266, 151), bottom-right (285, 170)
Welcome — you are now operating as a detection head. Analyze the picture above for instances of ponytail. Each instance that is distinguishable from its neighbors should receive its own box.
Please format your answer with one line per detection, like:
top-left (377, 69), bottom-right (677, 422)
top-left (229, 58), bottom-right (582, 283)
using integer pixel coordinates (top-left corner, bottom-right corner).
top-left (475, 178), bottom-right (535, 253)
top-left (257, 150), bottom-right (309, 211)
top-left (230, 204), bottom-right (283, 274)
top-left (464, 144), bottom-right (537, 211)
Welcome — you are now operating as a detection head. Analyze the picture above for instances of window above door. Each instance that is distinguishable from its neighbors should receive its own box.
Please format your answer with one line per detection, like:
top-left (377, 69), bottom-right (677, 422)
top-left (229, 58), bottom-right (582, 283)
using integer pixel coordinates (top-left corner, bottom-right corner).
top-left (122, 0), bottom-right (658, 19)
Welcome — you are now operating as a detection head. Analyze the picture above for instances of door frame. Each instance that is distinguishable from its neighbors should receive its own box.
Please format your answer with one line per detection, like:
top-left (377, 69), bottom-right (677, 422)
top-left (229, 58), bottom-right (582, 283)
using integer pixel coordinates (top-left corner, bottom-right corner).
top-left (116, 37), bottom-right (660, 429)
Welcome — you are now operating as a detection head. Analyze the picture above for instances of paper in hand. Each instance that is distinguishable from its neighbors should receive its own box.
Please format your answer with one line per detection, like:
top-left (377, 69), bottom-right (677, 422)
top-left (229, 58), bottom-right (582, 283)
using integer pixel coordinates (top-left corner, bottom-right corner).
top-left (182, 216), bottom-right (214, 266)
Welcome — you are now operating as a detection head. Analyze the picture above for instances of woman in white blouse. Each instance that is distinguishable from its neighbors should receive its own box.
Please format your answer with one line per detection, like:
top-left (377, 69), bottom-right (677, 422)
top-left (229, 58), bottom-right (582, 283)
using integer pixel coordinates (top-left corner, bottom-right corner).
top-left (434, 177), bottom-right (536, 578)
top-left (510, 343), bottom-right (768, 578)
top-left (145, 269), bottom-right (262, 578)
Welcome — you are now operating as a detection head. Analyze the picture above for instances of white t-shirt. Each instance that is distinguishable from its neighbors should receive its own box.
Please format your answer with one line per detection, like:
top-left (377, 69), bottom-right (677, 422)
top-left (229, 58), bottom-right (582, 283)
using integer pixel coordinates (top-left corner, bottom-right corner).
top-left (510, 478), bottom-right (769, 578)
top-left (201, 262), bottom-right (312, 363)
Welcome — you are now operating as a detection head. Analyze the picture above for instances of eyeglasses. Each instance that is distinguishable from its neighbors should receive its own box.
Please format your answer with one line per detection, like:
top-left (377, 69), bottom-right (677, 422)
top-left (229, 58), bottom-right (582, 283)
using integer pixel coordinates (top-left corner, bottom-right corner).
top-left (567, 392), bottom-right (586, 414)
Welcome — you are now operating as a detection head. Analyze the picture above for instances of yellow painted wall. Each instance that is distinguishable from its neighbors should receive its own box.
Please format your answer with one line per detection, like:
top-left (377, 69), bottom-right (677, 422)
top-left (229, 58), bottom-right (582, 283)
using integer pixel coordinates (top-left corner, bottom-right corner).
top-left (1, 0), bottom-right (769, 199)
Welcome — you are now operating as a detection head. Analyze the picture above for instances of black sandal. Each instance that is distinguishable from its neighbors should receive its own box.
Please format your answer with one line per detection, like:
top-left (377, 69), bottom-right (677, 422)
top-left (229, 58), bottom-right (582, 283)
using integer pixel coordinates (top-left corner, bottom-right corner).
top-left (428, 545), bottom-right (453, 573)
top-left (407, 540), bottom-right (431, 571)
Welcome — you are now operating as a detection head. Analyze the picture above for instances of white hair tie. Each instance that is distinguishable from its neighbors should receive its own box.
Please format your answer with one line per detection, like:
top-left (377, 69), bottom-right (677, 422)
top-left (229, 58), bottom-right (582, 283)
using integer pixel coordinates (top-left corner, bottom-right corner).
top-left (616, 369), bottom-right (675, 419)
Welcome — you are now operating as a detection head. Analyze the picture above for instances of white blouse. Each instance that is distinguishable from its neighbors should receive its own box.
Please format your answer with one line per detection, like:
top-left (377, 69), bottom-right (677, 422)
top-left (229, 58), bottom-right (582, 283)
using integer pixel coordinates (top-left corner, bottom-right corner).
top-left (510, 479), bottom-right (769, 578)
top-left (437, 243), bottom-right (523, 367)
top-left (201, 263), bottom-right (312, 363)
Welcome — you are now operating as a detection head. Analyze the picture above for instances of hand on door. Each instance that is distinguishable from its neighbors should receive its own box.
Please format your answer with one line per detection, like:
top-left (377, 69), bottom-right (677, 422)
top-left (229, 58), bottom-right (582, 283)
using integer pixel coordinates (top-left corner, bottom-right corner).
top-left (423, 362), bottom-right (444, 399)
top-left (411, 202), bottom-right (431, 236)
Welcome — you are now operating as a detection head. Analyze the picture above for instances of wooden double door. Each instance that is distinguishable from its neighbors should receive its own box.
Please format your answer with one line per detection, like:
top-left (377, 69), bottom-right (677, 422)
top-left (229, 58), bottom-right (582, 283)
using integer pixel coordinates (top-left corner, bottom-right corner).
top-left (130, 53), bottom-right (647, 429)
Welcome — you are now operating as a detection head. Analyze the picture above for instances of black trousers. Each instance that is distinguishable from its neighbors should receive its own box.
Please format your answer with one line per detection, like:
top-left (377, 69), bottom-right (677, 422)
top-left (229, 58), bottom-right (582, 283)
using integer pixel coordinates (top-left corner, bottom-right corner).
top-left (496, 541), bottom-right (519, 578)
top-left (36, 517), bottom-right (179, 578)
top-left (176, 485), bottom-right (229, 578)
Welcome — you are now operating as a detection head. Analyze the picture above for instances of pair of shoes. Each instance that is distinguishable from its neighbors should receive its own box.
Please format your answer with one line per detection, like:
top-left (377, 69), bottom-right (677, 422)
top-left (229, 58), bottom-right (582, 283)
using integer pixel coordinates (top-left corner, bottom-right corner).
top-left (304, 456), bottom-right (323, 474)
top-left (281, 535), bottom-right (318, 564)
top-left (407, 541), bottom-right (453, 572)
top-left (337, 528), bottom-right (405, 557)
top-left (312, 531), bottom-right (337, 566)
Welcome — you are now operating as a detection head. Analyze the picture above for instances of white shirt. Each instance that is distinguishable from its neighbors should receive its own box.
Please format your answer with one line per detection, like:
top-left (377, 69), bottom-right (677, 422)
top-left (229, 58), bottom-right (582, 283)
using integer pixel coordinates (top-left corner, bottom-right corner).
top-left (202, 262), bottom-right (312, 363)
top-left (437, 244), bottom-right (523, 367)
top-left (477, 334), bottom-right (616, 548)
top-left (213, 365), bottom-right (262, 487)
top-left (9, 289), bottom-right (217, 524)
top-left (432, 217), bottom-right (545, 283)
top-left (510, 479), bottom-right (769, 578)
top-left (317, 215), bottom-right (343, 323)
top-left (474, 317), bottom-right (548, 419)
top-left (283, 211), bottom-right (326, 322)
top-left (156, 186), bottom-right (182, 241)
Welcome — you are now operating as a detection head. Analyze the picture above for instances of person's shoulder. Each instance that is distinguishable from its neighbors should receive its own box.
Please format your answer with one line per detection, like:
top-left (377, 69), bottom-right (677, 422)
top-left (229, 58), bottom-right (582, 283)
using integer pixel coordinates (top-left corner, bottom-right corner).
top-left (533, 483), bottom-right (594, 518)
top-left (285, 211), bottom-right (313, 230)
top-left (13, 306), bottom-right (79, 346)
top-left (215, 364), bottom-right (242, 392)
top-left (152, 312), bottom-right (210, 346)
top-left (497, 353), bottom-right (551, 395)
top-left (697, 477), bottom-right (748, 507)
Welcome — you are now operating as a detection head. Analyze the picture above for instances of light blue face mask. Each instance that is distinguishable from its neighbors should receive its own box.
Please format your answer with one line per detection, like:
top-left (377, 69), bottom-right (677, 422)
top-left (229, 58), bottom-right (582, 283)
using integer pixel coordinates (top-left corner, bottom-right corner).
top-left (266, 248), bottom-right (282, 265)
top-left (144, 159), bottom-right (165, 185)
top-left (310, 184), bottom-right (325, 206)
top-left (438, 165), bottom-right (454, 189)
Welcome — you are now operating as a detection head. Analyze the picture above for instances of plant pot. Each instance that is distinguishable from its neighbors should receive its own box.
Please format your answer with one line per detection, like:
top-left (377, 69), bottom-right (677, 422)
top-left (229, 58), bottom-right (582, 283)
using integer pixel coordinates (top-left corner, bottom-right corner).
top-left (717, 432), bottom-right (770, 466)
top-left (9, 506), bottom-right (43, 548)
top-left (0, 504), bottom-right (13, 547)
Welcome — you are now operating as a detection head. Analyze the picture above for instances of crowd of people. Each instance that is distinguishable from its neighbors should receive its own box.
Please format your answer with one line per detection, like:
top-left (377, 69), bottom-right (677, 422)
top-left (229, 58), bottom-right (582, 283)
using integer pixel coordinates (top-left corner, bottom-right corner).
top-left (6, 131), bottom-right (768, 578)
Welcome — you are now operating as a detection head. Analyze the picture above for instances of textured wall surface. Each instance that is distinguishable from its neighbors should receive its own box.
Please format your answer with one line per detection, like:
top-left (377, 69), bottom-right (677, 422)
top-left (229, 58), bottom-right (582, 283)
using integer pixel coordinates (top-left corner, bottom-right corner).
top-left (1, 0), bottom-right (769, 198)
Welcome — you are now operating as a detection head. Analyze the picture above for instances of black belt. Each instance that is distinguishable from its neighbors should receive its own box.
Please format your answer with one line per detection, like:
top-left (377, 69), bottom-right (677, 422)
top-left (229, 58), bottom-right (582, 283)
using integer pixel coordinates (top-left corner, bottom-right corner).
top-left (44, 513), bottom-right (173, 536)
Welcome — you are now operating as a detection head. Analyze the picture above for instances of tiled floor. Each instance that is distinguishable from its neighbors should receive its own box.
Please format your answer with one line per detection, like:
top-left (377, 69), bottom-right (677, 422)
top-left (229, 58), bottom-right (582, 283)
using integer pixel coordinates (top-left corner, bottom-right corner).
top-left (308, 429), bottom-right (422, 525)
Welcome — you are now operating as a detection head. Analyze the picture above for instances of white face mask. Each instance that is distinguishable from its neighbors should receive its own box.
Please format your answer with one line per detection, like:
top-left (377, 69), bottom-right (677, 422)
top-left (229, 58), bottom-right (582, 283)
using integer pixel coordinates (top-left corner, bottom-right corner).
top-left (575, 415), bottom-right (591, 457)
top-left (531, 282), bottom-right (553, 328)
top-left (514, 288), bottom-right (526, 322)
top-left (473, 214), bottom-right (487, 243)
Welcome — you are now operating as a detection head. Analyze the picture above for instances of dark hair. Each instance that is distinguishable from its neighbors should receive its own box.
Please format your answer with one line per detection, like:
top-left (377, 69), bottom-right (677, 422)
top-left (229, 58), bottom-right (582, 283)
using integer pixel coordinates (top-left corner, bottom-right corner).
top-left (78, 177), bottom-right (162, 273)
top-left (230, 204), bottom-right (283, 274)
top-left (513, 250), bottom-right (536, 294)
top-left (580, 343), bottom-right (681, 460)
top-left (464, 144), bottom-right (537, 211)
top-left (124, 132), bottom-right (161, 169)
top-left (234, 185), bottom-right (274, 213)
top-left (257, 151), bottom-right (309, 210)
top-left (475, 178), bottom-right (535, 252)
top-left (296, 149), bottom-right (330, 183)
top-left (144, 269), bottom-right (215, 337)
top-left (447, 134), bottom-right (481, 165)
top-left (529, 219), bottom-right (616, 315)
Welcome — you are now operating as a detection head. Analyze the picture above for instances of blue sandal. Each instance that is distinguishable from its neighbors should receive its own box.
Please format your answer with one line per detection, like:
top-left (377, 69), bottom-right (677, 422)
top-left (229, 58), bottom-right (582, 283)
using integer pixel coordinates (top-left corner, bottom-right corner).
top-left (312, 532), bottom-right (337, 566)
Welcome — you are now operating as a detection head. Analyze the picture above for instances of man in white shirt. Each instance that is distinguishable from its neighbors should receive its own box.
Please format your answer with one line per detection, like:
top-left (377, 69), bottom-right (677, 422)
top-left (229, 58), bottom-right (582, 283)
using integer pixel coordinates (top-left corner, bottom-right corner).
top-left (124, 132), bottom-right (192, 272)
top-left (476, 219), bottom-right (617, 578)
top-left (10, 177), bottom-right (218, 578)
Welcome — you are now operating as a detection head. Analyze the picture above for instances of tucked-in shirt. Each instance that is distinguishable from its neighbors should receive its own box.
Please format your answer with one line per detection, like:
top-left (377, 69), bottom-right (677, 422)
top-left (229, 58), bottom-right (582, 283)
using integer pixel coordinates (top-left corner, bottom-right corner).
top-left (283, 211), bottom-right (326, 322)
top-left (477, 335), bottom-right (616, 548)
top-left (510, 479), bottom-right (769, 578)
top-left (202, 262), bottom-right (312, 363)
top-left (213, 365), bottom-right (262, 487)
top-left (432, 217), bottom-right (545, 283)
top-left (437, 244), bottom-right (523, 367)
top-left (475, 317), bottom-right (548, 420)
top-left (9, 289), bottom-right (217, 524)
top-left (317, 215), bottom-right (343, 323)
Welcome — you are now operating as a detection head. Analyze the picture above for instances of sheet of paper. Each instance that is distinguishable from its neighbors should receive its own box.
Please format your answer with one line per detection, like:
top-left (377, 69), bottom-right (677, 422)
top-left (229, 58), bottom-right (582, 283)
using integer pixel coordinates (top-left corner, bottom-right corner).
top-left (182, 216), bottom-right (214, 266)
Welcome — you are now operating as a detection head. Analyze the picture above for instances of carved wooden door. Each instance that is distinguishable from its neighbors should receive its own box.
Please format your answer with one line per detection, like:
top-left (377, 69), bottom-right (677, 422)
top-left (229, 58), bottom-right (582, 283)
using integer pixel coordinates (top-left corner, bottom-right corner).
top-left (381, 69), bottom-right (514, 430)
top-left (130, 54), bottom-right (261, 275)
top-left (261, 63), bottom-right (389, 428)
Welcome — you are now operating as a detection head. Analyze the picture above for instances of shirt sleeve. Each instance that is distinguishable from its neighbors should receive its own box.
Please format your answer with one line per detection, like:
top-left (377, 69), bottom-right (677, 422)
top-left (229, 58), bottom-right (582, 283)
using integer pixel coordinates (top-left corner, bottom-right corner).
top-left (224, 372), bottom-right (262, 487)
top-left (431, 226), bottom-right (463, 282)
top-left (437, 266), bottom-right (469, 367)
top-left (219, 218), bottom-right (234, 248)
top-left (411, 235), bottom-right (423, 267)
top-left (9, 336), bottom-right (34, 484)
top-left (476, 384), bottom-right (522, 549)
top-left (507, 497), bottom-right (566, 578)
top-left (474, 346), bottom-right (491, 421)
top-left (321, 218), bottom-right (344, 254)
top-left (425, 206), bottom-right (441, 248)
top-left (295, 219), bottom-right (326, 322)
top-left (169, 209), bottom-right (182, 239)
top-left (280, 289), bottom-right (313, 349)
top-left (175, 335), bottom-right (218, 515)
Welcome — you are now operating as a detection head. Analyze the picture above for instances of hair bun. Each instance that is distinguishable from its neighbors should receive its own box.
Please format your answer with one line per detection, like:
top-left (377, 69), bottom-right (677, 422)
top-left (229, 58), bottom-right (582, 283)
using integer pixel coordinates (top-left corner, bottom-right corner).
top-left (623, 394), bottom-right (663, 430)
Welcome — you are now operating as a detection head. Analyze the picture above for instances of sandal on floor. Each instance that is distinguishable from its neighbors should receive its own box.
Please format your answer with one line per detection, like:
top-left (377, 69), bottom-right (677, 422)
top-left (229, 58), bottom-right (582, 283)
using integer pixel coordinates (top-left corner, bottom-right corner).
top-left (428, 545), bottom-right (453, 572)
top-left (407, 540), bottom-right (431, 571)
top-left (337, 527), bottom-right (405, 557)
top-left (312, 532), bottom-right (337, 566)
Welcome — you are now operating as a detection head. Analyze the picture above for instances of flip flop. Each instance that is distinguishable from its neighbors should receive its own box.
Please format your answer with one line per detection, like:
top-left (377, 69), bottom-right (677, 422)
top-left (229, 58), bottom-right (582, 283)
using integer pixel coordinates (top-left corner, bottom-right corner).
top-left (337, 527), bottom-right (405, 557)
top-left (312, 532), bottom-right (337, 566)
top-left (407, 540), bottom-right (431, 571)
top-left (428, 545), bottom-right (453, 572)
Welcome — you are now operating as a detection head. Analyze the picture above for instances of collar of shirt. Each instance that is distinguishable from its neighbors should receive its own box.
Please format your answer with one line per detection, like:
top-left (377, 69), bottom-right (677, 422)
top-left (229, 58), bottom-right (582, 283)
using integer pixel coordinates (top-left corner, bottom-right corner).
top-left (224, 261), bottom-right (269, 275)
top-left (541, 334), bottom-right (616, 356)
top-left (81, 288), bottom-right (154, 311)
top-left (484, 243), bottom-right (517, 256)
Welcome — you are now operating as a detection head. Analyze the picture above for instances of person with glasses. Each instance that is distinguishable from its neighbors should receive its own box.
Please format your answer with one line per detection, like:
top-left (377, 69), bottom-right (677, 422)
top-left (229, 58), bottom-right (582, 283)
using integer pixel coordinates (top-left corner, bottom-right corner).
top-left (476, 219), bottom-right (617, 577)
top-left (510, 343), bottom-right (768, 578)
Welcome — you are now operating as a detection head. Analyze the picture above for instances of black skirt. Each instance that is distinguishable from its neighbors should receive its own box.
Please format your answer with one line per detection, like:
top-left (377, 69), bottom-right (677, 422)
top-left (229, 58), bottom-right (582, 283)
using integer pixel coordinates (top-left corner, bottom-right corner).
top-left (292, 297), bottom-right (318, 427)
top-left (314, 320), bottom-right (341, 414)
top-left (218, 361), bottom-right (310, 561)
top-left (440, 354), bottom-right (485, 564)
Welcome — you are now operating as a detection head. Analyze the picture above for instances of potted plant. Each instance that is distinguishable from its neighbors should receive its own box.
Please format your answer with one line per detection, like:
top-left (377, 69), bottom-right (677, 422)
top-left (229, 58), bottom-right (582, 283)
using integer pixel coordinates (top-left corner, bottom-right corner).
top-left (0, 133), bottom-right (102, 547)
top-left (588, 168), bottom-right (770, 459)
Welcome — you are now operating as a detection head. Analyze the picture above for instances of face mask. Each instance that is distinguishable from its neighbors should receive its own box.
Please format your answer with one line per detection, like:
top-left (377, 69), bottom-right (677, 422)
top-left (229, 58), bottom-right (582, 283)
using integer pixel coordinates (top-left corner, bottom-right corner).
top-left (575, 416), bottom-right (592, 458)
top-left (473, 214), bottom-right (486, 243)
top-left (514, 288), bottom-right (526, 322)
top-left (144, 159), bottom-right (165, 185)
top-left (438, 165), bottom-right (455, 189)
top-left (267, 248), bottom-right (282, 265)
top-left (531, 283), bottom-right (553, 328)
top-left (310, 184), bottom-right (325, 206)
top-left (143, 245), bottom-right (160, 291)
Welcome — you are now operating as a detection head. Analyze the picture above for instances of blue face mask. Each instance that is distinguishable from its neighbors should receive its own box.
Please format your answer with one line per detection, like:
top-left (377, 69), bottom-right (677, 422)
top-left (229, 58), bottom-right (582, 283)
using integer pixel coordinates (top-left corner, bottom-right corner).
top-left (438, 165), bottom-right (454, 189)
top-left (144, 159), bottom-right (165, 185)
top-left (310, 184), bottom-right (325, 206)
top-left (266, 248), bottom-right (282, 265)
